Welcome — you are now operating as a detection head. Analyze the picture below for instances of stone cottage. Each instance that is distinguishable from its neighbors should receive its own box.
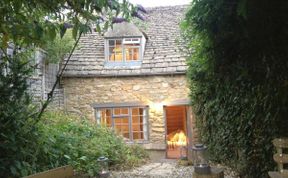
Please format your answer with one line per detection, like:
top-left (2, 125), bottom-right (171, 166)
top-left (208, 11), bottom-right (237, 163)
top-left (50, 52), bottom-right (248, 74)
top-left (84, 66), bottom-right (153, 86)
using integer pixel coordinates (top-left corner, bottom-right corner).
top-left (0, 46), bottom-right (63, 107)
top-left (61, 5), bottom-right (197, 160)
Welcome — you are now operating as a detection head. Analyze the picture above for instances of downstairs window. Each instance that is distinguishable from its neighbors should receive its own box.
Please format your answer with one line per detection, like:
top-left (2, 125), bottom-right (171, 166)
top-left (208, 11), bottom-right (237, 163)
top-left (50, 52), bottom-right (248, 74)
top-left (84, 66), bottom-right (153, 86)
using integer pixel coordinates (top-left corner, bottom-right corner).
top-left (95, 106), bottom-right (148, 142)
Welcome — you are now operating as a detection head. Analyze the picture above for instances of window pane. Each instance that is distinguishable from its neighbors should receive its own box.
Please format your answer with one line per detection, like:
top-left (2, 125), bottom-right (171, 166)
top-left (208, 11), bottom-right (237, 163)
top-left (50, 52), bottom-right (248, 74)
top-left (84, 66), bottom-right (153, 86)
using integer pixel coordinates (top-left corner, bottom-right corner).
top-left (113, 107), bottom-right (128, 116)
top-left (96, 107), bottom-right (148, 141)
top-left (114, 47), bottom-right (122, 61)
top-left (114, 108), bottom-right (120, 115)
top-left (125, 48), bottom-right (133, 61)
top-left (139, 108), bottom-right (143, 115)
top-left (116, 40), bottom-right (122, 45)
top-left (114, 117), bottom-right (130, 139)
top-left (133, 48), bottom-right (139, 60)
top-left (108, 40), bottom-right (123, 61)
top-left (132, 123), bottom-right (143, 132)
top-left (109, 40), bottom-right (115, 46)
top-left (132, 108), bottom-right (139, 115)
top-left (121, 108), bottom-right (129, 115)
top-left (132, 115), bottom-right (139, 123)
top-left (109, 47), bottom-right (115, 61)
top-left (109, 54), bottom-right (115, 61)
top-left (124, 43), bottom-right (140, 61)
top-left (133, 132), bottom-right (143, 140)
top-left (100, 109), bottom-right (112, 127)
top-left (123, 133), bottom-right (130, 139)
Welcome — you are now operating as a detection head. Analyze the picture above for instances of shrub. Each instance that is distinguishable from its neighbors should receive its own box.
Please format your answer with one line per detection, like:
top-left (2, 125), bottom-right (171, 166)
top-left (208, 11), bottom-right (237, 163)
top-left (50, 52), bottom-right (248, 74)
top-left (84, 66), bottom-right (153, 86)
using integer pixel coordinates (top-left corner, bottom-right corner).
top-left (37, 111), bottom-right (148, 176)
top-left (183, 0), bottom-right (288, 177)
top-left (0, 54), bottom-right (40, 177)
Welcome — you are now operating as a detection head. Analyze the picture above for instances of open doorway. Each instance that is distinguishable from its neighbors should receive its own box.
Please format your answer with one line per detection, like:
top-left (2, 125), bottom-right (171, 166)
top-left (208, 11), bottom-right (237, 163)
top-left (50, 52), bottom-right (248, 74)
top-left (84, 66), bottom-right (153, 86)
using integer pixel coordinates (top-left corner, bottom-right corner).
top-left (165, 105), bottom-right (188, 159)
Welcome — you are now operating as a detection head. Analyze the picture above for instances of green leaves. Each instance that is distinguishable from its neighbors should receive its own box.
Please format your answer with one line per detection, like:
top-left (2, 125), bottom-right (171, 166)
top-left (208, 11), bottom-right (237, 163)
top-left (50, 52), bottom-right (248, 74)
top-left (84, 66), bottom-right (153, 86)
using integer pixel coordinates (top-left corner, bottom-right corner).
top-left (59, 24), bottom-right (67, 39)
top-left (237, 0), bottom-right (247, 19)
top-left (0, 55), bottom-right (38, 177)
top-left (183, 0), bottom-right (288, 177)
top-left (0, 0), bottom-right (135, 49)
top-left (36, 111), bottom-right (148, 176)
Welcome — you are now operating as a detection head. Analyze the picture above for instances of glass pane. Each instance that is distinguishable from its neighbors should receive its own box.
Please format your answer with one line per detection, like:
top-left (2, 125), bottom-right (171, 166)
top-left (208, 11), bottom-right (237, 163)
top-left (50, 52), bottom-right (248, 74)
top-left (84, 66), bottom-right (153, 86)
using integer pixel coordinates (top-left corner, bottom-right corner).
top-left (100, 109), bottom-right (112, 127)
top-left (116, 40), bottom-right (122, 45)
top-left (113, 108), bottom-right (128, 116)
top-left (114, 108), bottom-right (121, 115)
top-left (109, 40), bottom-right (115, 46)
top-left (139, 114), bottom-right (143, 124)
top-left (133, 48), bottom-right (139, 60)
top-left (109, 54), bottom-right (115, 61)
top-left (114, 117), bottom-right (129, 125)
top-left (109, 47), bottom-right (115, 61)
top-left (114, 48), bottom-right (122, 61)
top-left (125, 48), bottom-right (133, 61)
top-left (106, 117), bottom-right (112, 127)
top-left (121, 108), bottom-right (129, 115)
top-left (123, 132), bottom-right (130, 139)
top-left (132, 123), bottom-right (143, 132)
top-left (132, 115), bottom-right (139, 124)
top-left (139, 108), bottom-right (143, 115)
top-left (114, 117), bottom-right (129, 139)
top-left (109, 47), bottom-right (114, 53)
top-left (133, 132), bottom-right (143, 140)
top-left (108, 40), bottom-right (122, 62)
top-left (132, 108), bottom-right (139, 115)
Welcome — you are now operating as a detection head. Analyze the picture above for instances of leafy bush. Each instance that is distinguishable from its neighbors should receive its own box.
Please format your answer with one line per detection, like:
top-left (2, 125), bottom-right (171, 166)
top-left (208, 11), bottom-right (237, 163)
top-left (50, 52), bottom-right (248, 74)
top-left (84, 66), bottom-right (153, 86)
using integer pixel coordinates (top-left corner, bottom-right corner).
top-left (183, 0), bottom-right (288, 177)
top-left (42, 31), bottom-right (74, 64)
top-left (0, 53), bottom-right (40, 177)
top-left (37, 111), bottom-right (148, 176)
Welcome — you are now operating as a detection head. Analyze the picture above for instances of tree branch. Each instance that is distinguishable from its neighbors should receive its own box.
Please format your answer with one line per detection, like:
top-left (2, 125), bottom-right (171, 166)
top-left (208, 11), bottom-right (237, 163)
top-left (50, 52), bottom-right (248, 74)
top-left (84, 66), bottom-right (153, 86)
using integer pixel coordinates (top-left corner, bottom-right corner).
top-left (36, 31), bottom-right (83, 120)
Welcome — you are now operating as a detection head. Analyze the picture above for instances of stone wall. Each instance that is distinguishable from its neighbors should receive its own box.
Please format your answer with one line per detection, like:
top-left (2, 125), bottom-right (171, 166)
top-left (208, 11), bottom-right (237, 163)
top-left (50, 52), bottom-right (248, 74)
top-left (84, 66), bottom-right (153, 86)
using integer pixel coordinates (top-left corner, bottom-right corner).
top-left (62, 74), bottom-right (191, 149)
top-left (28, 77), bottom-right (44, 105)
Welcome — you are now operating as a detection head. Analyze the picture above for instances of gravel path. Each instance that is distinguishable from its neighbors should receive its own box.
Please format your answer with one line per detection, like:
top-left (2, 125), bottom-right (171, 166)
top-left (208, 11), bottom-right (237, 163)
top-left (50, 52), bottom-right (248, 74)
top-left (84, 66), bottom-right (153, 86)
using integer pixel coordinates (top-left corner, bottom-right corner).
top-left (111, 161), bottom-right (194, 178)
top-left (111, 161), bottom-right (238, 178)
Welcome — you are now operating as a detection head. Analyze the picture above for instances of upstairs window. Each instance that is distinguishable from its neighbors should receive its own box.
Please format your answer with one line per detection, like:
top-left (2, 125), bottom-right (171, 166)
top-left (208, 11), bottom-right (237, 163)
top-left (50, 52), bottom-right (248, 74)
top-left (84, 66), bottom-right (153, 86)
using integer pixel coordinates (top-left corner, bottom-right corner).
top-left (107, 38), bottom-right (141, 62)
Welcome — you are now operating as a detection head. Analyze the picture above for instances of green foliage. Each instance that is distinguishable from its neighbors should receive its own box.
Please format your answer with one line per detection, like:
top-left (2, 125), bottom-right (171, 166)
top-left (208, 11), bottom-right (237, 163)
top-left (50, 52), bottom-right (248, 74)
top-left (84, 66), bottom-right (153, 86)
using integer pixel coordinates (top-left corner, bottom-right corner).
top-left (37, 111), bottom-right (148, 176)
top-left (0, 53), bottom-right (39, 177)
top-left (0, 0), bottom-right (135, 49)
top-left (1, 109), bottom-right (148, 177)
top-left (0, 1), bottom-right (140, 177)
top-left (183, 0), bottom-right (288, 177)
top-left (43, 30), bottom-right (74, 63)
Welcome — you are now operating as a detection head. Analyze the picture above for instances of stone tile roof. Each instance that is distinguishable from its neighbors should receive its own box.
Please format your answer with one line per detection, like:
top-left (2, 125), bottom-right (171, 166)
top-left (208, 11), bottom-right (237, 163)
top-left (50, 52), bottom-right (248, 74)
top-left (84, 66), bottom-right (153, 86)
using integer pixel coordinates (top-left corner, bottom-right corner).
top-left (63, 5), bottom-right (188, 77)
top-left (105, 22), bottom-right (143, 38)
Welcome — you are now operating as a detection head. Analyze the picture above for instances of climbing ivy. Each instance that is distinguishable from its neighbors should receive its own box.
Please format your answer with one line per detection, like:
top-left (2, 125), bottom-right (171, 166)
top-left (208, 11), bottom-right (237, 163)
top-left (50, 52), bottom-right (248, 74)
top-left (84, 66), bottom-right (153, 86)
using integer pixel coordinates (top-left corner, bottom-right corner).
top-left (183, 0), bottom-right (288, 177)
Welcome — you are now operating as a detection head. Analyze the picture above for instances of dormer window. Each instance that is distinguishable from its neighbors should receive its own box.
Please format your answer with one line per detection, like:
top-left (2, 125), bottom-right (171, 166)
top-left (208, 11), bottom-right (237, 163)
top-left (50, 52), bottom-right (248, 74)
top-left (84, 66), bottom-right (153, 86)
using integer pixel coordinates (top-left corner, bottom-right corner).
top-left (107, 38), bottom-right (141, 62)
top-left (104, 22), bottom-right (147, 67)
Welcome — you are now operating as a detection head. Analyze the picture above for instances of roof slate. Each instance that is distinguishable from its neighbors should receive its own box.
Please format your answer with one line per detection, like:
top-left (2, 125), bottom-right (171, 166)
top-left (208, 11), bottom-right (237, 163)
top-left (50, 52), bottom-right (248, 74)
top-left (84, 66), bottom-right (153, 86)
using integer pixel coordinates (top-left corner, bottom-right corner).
top-left (104, 22), bottom-right (143, 38)
top-left (63, 5), bottom-right (188, 77)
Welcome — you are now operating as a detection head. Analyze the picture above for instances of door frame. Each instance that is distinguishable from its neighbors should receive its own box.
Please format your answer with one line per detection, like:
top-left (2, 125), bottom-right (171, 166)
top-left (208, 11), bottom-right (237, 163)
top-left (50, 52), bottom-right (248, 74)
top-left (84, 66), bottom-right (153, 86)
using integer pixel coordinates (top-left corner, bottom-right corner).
top-left (163, 99), bottom-right (191, 159)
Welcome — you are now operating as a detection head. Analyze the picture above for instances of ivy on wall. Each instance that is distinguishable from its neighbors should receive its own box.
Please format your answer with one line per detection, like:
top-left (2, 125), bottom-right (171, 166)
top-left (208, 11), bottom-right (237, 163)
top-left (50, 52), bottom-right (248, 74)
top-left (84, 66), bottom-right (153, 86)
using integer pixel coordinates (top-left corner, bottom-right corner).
top-left (182, 0), bottom-right (288, 177)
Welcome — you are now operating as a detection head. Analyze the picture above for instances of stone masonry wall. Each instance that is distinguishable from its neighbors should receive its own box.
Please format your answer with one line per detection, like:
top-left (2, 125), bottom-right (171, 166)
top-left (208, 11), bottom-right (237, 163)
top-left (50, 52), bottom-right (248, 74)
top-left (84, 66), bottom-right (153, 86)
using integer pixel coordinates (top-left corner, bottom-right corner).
top-left (62, 75), bottom-right (190, 149)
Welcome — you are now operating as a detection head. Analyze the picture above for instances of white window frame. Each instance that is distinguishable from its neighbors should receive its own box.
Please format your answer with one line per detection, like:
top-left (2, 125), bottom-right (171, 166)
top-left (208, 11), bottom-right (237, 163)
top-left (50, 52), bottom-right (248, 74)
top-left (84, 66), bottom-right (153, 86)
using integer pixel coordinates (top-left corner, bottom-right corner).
top-left (95, 106), bottom-right (149, 142)
top-left (105, 37), bottom-right (142, 62)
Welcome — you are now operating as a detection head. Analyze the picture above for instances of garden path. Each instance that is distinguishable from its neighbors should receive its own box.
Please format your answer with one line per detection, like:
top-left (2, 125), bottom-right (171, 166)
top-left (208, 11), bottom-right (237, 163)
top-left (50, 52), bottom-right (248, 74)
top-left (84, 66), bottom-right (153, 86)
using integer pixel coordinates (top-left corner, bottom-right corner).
top-left (111, 159), bottom-right (238, 178)
top-left (111, 160), bottom-right (194, 178)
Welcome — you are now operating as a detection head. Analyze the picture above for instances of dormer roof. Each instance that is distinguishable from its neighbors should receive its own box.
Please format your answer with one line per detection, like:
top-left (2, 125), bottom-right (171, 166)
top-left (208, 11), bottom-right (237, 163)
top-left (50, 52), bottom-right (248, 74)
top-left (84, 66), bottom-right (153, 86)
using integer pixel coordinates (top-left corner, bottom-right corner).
top-left (63, 5), bottom-right (188, 77)
top-left (104, 22), bottom-right (143, 38)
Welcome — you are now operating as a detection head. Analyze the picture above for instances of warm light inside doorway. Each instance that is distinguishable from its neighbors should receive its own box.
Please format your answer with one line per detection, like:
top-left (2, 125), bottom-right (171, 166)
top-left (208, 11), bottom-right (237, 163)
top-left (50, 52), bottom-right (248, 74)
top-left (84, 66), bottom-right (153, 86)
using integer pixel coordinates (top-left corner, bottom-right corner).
top-left (167, 130), bottom-right (187, 149)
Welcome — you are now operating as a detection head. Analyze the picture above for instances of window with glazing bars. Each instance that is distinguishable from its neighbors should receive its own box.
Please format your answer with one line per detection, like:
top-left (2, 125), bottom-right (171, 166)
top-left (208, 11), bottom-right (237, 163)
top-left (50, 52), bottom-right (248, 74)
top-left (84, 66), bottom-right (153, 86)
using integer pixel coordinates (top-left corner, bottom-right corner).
top-left (107, 38), bottom-right (141, 62)
top-left (95, 107), bottom-right (148, 141)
